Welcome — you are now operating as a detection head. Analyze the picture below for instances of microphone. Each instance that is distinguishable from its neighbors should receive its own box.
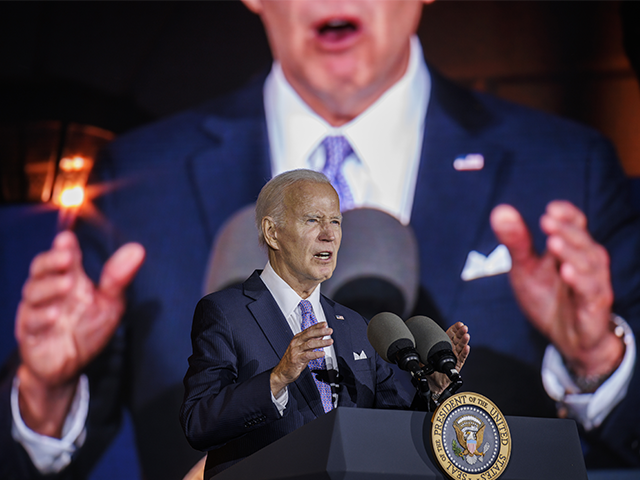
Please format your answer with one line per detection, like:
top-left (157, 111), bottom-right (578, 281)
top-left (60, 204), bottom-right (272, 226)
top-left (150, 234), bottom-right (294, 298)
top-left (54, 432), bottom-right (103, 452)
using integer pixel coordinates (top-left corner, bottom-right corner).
top-left (367, 312), bottom-right (422, 375)
top-left (368, 312), bottom-right (464, 409)
top-left (405, 315), bottom-right (460, 382)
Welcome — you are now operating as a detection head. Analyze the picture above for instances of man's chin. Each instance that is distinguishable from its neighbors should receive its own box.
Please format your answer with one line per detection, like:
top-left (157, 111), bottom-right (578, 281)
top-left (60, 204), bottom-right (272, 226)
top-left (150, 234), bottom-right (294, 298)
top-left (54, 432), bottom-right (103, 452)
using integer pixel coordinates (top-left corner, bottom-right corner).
top-left (317, 60), bottom-right (369, 92)
top-left (316, 267), bottom-right (336, 284)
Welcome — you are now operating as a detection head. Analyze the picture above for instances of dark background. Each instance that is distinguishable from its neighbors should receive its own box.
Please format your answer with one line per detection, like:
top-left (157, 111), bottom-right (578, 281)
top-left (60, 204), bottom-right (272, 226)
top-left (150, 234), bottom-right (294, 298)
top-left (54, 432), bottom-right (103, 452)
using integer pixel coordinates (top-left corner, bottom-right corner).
top-left (1, 1), bottom-right (639, 479)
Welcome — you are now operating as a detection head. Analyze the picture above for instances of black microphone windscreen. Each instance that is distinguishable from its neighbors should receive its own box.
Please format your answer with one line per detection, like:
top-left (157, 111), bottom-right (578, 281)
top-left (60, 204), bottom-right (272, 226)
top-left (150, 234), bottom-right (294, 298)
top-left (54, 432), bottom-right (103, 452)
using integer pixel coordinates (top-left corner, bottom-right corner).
top-left (405, 315), bottom-right (452, 361)
top-left (367, 312), bottom-right (416, 363)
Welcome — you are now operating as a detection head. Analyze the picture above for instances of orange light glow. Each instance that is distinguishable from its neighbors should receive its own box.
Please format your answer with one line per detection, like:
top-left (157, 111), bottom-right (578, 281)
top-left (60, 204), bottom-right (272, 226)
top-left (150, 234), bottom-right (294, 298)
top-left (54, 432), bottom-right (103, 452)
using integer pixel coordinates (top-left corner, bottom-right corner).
top-left (59, 156), bottom-right (87, 172)
top-left (59, 186), bottom-right (85, 208)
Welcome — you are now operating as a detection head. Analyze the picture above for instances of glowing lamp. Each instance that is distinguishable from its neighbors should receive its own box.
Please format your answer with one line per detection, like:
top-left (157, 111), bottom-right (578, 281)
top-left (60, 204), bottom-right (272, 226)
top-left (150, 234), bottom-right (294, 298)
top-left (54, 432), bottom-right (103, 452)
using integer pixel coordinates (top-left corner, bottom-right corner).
top-left (50, 125), bottom-right (114, 230)
top-left (59, 185), bottom-right (85, 208)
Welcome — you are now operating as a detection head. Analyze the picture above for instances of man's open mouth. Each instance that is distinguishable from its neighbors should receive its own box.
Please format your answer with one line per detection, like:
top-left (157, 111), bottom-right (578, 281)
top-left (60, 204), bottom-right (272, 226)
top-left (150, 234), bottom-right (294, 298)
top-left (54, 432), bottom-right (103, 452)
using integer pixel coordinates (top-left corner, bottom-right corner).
top-left (315, 18), bottom-right (360, 43)
top-left (315, 252), bottom-right (332, 260)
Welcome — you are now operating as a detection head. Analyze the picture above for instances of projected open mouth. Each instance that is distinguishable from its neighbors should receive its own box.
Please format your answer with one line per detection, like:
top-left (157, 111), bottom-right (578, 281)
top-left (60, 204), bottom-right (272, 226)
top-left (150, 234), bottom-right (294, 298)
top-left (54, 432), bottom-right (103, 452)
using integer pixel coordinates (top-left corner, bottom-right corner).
top-left (314, 17), bottom-right (361, 48)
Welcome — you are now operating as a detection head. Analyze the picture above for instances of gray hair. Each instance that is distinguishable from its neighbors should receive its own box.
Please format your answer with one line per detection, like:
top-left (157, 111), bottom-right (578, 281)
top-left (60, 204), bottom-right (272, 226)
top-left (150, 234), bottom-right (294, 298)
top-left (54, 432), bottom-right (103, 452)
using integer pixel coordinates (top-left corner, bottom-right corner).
top-left (255, 169), bottom-right (332, 247)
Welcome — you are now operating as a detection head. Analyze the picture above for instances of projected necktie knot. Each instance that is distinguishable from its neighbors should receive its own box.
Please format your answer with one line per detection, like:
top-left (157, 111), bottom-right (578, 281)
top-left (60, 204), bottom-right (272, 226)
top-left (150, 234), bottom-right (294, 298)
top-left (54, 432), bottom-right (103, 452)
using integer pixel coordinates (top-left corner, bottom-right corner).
top-left (321, 135), bottom-right (354, 211)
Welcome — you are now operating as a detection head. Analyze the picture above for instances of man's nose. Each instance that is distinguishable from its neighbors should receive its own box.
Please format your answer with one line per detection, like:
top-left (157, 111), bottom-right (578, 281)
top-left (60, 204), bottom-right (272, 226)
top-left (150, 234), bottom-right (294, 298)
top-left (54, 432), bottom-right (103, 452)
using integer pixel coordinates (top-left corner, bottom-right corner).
top-left (318, 222), bottom-right (336, 241)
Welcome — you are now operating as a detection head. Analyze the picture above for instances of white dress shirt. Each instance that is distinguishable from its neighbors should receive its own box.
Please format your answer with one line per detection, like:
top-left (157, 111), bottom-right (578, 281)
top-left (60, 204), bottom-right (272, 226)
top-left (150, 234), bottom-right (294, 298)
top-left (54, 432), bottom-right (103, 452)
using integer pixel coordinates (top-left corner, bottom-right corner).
top-left (260, 262), bottom-right (338, 414)
top-left (12, 33), bottom-right (636, 472)
top-left (264, 36), bottom-right (430, 226)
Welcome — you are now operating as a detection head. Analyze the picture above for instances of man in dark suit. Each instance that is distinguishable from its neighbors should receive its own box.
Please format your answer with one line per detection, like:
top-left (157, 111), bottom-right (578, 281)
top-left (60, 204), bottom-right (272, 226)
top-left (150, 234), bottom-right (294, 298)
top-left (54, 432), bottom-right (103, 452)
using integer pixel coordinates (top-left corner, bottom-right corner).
top-left (180, 169), bottom-right (469, 476)
top-left (3, 0), bottom-right (640, 478)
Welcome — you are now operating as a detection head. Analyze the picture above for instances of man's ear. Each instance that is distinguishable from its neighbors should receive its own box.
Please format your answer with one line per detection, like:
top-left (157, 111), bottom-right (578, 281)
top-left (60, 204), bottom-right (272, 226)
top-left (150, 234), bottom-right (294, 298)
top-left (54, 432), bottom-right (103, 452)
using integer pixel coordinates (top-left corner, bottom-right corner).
top-left (240, 0), bottom-right (263, 15)
top-left (262, 217), bottom-right (279, 250)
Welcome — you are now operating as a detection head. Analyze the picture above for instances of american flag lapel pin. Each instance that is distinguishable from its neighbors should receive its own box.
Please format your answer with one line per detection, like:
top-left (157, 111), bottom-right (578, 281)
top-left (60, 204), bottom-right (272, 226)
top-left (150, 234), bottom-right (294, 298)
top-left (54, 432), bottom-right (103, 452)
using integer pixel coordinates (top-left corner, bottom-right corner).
top-left (453, 153), bottom-right (484, 171)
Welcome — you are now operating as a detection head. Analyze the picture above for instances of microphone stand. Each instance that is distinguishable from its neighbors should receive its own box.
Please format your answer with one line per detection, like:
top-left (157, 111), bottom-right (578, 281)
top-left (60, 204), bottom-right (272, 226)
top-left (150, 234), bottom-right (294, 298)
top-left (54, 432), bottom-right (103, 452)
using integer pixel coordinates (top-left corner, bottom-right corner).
top-left (413, 364), bottom-right (463, 412)
top-left (389, 346), bottom-right (464, 412)
top-left (392, 348), bottom-right (433, 409)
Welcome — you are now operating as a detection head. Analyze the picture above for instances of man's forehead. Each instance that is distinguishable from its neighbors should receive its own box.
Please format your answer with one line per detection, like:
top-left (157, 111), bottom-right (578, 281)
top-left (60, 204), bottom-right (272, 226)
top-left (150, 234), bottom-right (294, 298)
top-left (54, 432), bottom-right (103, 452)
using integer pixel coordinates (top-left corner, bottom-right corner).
top-left (284, 181), bottom-right (340, 215)
top-left (285, 180), bottom-right (335, 200)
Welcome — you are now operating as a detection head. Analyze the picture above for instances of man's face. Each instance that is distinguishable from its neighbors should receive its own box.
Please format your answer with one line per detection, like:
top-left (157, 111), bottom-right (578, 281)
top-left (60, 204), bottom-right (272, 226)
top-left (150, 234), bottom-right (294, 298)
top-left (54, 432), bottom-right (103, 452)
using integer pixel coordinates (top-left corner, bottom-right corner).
top-left (243, 0), bottom-right (427, 125)
top-left (270, 181), bottom-right (342, 298)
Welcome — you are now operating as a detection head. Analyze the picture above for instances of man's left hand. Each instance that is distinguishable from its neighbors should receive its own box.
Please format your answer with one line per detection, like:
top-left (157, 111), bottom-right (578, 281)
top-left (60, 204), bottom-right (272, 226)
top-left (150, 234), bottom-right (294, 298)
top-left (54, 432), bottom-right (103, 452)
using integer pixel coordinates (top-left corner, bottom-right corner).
top-left (427, 322), bottom-right (470, 394)
top-left (490, 201), bottom-right (624, 379)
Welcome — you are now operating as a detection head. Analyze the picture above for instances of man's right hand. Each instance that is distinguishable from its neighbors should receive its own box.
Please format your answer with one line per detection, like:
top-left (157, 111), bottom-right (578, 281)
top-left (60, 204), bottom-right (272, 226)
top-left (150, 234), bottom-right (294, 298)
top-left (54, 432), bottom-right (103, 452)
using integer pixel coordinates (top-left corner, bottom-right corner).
top-left (270, 322), bottom-right (333, 398)
top-left (15, 231), bottom-right (145, 438)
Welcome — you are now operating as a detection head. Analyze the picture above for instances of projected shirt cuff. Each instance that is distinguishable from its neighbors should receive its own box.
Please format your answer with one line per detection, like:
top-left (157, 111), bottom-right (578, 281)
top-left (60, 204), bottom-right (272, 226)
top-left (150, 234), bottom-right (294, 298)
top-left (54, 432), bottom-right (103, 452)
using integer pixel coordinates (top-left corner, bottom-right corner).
top-left (11, 374), bottom-right (89, 474)
top-left (541, 315), bottom-right (635, 431)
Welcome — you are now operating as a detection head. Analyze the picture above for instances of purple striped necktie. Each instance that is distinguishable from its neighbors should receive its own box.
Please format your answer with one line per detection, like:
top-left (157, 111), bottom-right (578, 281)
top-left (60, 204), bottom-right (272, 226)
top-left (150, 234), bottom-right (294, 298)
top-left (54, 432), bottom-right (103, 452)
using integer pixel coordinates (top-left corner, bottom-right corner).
top-left (321, 135), bottom-right (355, 211)
top-left (299, 299), bottom-right (333, 413)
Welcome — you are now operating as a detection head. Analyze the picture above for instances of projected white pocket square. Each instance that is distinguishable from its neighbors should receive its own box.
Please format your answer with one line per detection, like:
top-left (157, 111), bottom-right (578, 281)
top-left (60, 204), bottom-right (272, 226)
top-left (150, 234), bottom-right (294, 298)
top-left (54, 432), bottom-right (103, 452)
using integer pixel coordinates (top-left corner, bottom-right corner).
top-left (460, 244), bottom-right (511, 281)
top-left (353, 350), bottom-right (368, 361)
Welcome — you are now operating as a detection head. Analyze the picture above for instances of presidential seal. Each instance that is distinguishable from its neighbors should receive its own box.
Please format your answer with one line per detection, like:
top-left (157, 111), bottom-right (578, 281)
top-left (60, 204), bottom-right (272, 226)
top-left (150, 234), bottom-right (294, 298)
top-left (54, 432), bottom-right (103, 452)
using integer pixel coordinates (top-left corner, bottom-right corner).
top-left (431, 392), bottom-right (511, 480)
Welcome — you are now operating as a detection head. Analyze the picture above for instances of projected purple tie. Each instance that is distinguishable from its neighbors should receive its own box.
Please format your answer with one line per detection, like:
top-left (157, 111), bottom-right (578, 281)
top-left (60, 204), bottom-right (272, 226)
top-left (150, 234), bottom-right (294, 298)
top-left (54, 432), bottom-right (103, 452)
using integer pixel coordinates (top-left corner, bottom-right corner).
top-left (321, 136), bottom-right (355, 211)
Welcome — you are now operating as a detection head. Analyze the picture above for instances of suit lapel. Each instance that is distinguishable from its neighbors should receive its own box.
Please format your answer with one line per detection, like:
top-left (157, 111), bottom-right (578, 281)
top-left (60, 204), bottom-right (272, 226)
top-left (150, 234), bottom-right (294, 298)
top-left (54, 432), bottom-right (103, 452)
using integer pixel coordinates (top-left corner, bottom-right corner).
top-left (411, 69), bottom-right (512, 321)
top-left (321, 296), bottom-right (369, 409)
top-left (244, 272), bottom-right (293, 358)
top-left (243, 273), bottom-right (326, 418)
top-left (185, 87), bottom-right (272, 246)
top-left (321, 296), bottom-right (354, 374)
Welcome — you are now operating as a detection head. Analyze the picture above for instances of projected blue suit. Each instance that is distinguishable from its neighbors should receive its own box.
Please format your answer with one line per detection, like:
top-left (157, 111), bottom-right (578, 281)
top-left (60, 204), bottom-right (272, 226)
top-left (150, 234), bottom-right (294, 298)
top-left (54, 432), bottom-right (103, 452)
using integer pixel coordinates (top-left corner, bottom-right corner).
top-left (2, 67), bottom-right (640, 478)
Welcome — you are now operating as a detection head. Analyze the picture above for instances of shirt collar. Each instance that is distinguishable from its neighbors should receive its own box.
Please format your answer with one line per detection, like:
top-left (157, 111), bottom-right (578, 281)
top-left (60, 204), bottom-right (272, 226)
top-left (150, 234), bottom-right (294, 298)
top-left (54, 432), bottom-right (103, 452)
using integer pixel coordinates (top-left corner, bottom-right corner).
top-left (264, 35), bottom-right (431, 179)
top-left (260, 261), bottom-right (323, 320)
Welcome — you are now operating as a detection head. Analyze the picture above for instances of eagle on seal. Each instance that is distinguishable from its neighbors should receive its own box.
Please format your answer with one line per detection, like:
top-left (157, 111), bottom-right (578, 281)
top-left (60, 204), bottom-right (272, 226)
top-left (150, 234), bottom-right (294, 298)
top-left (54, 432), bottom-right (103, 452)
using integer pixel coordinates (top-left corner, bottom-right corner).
top-left (453, 422), bottom-right (486, 457)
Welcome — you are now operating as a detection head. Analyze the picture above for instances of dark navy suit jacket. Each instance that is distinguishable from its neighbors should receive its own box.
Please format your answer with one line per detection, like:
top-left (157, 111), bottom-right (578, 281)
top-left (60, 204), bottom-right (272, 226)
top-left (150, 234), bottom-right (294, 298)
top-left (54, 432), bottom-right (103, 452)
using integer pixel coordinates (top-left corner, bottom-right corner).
top-left (180, 270), bottom-right (411, 476)
top-left (2, 67), bottom-right (640, 479)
